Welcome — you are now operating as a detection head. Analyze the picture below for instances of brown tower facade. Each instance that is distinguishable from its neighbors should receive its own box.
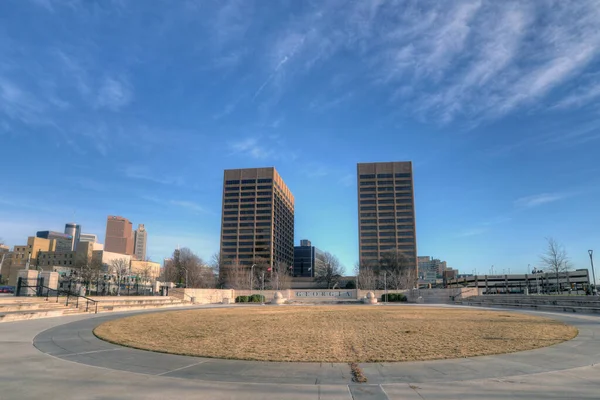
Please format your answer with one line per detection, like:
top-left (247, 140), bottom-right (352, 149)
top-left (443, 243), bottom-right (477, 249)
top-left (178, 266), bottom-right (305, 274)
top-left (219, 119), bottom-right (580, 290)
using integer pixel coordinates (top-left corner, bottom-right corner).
top-left (220, 167), bottom-right (294, 269)
top-left (357, 162), bottom-right (417, 273)
top-left (104, 215), bottom-right (134, 255)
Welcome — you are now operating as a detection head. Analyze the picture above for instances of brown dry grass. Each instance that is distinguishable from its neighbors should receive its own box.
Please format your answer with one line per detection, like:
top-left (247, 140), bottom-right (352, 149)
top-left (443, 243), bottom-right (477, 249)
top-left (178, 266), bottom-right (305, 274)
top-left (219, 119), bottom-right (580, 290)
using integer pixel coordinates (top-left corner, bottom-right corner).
top-left (93, 306), bottom-right (578, 363)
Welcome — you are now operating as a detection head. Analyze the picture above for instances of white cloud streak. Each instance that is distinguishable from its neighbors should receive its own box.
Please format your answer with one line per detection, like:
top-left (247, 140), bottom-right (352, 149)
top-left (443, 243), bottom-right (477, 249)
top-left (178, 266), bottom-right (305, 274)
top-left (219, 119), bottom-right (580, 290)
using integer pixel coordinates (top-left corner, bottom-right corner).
top-left (95, 77), bottom-right (133, 111)
top-left (514, 193), bottom-right (570, 208)
top-left (124, 166), bottom-right (185, 186)
top-left (228, 137), bottom-right (273, 159)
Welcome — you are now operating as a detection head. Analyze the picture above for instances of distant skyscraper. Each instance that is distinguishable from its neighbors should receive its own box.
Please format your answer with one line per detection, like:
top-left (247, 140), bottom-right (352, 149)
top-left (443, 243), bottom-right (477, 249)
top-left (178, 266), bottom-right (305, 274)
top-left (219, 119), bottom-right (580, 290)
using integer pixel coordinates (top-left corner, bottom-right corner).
top-left (220, 167), bottom-right (294, 269)
top-left (36, 231), bottom-right (73, 253)
top-left (357, 161), bottom-right (418, 274)
top-left (64, 222), bottom-right (81, 250)
top-left (104, 216), bottom-right (134, 255)
top-left (134, 224), bottom-right (147, 261)
top-left (79, 233), bottom-right (97, 243)
top-left (293, 239), bottom-right (323, 278)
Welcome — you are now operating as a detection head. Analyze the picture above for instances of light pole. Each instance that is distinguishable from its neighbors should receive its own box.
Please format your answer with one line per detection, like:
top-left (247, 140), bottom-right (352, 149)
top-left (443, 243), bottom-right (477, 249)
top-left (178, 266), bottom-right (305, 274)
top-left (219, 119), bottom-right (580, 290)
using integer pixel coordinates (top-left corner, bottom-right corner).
top-left (589, 250), bottom-right (597, 296)
top-left (384, 271), bottom-right (388, 304)
top-left (261, 271), bottom-right (265, 305)
top-left (250, 264), bottom-right (256, 294)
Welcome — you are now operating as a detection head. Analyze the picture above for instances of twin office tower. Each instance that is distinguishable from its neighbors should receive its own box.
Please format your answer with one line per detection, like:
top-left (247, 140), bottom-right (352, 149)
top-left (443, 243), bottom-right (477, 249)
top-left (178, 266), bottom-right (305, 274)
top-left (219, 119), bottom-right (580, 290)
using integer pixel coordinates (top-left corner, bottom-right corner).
top-left (219, 162), bottom-right (417, 271)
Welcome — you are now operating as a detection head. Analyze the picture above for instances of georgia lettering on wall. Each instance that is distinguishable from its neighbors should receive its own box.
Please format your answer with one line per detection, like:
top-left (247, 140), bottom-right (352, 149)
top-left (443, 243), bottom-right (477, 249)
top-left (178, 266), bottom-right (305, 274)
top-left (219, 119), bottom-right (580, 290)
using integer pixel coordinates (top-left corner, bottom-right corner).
top-left (295, 291), bottom-right (353, 298)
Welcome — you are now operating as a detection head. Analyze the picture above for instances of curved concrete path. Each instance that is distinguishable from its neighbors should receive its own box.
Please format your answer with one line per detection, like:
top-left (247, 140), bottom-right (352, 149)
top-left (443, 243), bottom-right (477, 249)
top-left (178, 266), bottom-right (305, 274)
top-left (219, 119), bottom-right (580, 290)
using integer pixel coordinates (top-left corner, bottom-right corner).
top-left (1, 304), bottom-right (599, 399)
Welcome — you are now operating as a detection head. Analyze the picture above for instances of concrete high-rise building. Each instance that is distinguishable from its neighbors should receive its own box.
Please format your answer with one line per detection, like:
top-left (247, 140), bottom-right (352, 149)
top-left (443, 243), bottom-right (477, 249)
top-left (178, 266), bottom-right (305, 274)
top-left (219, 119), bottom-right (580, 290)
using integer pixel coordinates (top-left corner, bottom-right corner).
top-left (104, 216), bottom-right (134, 255)
top-left (293, 239), bottom-right (324, 278)
top-left (418, 256), bottom-right (447, 283)
top-left (64, 223), bottom-right (81, 250)
top-left (4, 237), bottom-right (57, 285)
top-left (220, 167), bottom-right (294, 270)
top-left (357, 161), bottom-right (417, 274)
top-left (79, 233), bottom-right (97, 243)
top-left (36, 231), bottom-right (73, 253)
top-left (134, 224), bottom-right (147, 261)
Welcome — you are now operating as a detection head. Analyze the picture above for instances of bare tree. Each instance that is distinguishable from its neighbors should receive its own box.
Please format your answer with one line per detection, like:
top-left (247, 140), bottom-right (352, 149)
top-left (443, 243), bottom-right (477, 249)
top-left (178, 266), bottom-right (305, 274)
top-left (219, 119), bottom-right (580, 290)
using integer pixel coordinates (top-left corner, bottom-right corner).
top-left (269, 261), bottom-right (292, 290)
top-left (210, 252), bottom-right (221, 277)
top-left (355, 262), bottom-right (378, 290)
top-left (75, 257), bottom-right (104, 286)
top-left (162, 248), bottom-right (213, 288)
top-left (379, 250), bottom-right (416, 290)
top-left (540, 238), bottom-right (570, 294)
top-left (221, 258), bottom-right (250, 289)
top-left (109, 258), bottom-right (130, 296)
top-left (315, 252), bottom-right (343, 289)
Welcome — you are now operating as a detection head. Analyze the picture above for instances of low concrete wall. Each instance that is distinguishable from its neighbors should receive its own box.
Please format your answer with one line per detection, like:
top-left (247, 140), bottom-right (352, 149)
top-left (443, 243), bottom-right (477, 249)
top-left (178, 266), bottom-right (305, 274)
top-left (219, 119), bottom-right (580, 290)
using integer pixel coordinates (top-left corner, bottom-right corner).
top-left (171, 287), bottom-right (480, 304)
top-left (459, 294), bottom-right (600, 314)
top-left (406, 288), bottom-right (480, 303)
top-left (174, 288), bottom-right (235, 304)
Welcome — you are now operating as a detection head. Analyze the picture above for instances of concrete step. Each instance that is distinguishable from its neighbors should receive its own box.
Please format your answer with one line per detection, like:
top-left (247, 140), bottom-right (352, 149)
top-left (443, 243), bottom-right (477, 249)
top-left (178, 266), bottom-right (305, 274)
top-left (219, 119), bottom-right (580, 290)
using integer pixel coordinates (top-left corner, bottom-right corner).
top-left (457, 300), bottom-right (600, 314)
top-left (96, 301), bottom-right (189, 313)
top-left (0, 309), bottom-right (67, 322)
top-left (0, 303), bottom-right (64, 312)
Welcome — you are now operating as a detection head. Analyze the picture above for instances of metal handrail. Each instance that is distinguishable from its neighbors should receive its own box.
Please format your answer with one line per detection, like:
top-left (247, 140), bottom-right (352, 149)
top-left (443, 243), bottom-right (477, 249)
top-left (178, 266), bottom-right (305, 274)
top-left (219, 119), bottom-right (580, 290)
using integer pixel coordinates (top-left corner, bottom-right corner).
top-left (15, 284), bottom-right (98, 314)
top-left (65, 291), bottom-right (98, 313)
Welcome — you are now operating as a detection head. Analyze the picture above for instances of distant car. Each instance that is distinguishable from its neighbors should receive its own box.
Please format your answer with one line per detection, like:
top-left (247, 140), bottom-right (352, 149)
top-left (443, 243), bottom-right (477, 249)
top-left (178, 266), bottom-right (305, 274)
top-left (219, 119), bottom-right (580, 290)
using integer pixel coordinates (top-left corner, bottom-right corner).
top-left (0, 286), bottom-right (14, 293)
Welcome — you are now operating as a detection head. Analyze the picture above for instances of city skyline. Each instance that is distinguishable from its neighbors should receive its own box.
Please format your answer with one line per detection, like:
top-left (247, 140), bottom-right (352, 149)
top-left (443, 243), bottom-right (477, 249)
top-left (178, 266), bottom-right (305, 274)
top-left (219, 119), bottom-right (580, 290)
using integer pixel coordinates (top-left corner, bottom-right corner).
top-left (1, 1), bottom-right (600, 276)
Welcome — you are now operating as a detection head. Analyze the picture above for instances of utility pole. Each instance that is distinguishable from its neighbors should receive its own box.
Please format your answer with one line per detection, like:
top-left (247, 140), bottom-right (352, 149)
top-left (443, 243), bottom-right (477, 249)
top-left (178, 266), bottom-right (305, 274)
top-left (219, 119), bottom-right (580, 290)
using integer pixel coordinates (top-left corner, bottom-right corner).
top-left (384, 271), bottom-right (387, 304)
top-left (250, 264), bottom-right (256, 293)
top-left (589, 250), bottom-right (597, 296)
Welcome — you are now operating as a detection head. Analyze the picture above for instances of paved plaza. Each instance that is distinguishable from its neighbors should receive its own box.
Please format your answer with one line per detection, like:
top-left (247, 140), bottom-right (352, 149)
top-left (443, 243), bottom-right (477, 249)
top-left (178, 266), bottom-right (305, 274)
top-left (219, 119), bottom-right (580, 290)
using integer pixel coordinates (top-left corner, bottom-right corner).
top-left (1, 304), bottom-right (599, 399)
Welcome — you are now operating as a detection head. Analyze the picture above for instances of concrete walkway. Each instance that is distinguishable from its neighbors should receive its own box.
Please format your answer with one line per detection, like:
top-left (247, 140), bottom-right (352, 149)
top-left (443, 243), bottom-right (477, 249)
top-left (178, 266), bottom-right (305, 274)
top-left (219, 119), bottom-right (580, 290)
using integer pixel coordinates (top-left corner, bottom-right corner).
top-left (1, 304), bottom-right (599, 399)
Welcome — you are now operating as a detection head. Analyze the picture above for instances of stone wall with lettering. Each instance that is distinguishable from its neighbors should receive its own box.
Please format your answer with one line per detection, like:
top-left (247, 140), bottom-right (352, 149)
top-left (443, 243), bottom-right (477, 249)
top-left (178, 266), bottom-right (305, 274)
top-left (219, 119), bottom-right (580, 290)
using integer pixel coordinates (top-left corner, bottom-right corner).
top-left (292, 290), bottom-right (356, 299)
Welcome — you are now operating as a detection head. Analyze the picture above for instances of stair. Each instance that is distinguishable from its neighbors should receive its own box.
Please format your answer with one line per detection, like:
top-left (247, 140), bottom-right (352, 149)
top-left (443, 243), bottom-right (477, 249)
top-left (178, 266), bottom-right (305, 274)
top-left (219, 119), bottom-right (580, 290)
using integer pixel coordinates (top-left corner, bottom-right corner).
top-left (0, 296), bottom-right (193, 322)
top-left (456, 295), bottom-right (600, 314)
top-left (0, 297), bottom-right (87, 322)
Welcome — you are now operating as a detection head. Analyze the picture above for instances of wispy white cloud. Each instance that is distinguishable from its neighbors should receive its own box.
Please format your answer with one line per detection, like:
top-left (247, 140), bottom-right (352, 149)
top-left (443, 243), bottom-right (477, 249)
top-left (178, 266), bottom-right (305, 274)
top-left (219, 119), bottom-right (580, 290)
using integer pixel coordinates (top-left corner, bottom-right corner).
top-left (338, 173), bottom-right (354, 187)
top-left (228, 137), bottom-right (273, 159)
top-left (71, 177), bottom-right (109, 192)
top-left (169, 200), bottom-right (206, 214)
top-left (514, 193), bottom-right (570, 208)
top-left (142, 196), bottom-right (208, 214)
top-left (0, 78), bottom-right (48, 126)
top-left (95, 76), bottom-right (133, 111)
top-left (554, 76), bottom-right (600, 109)
top-left (457, 228), bottom-right (488, 238)
top-left (124, 166), bottom-right (185, 186)
top-left (309, 92), bottom-right (354, 113)
top-left (456, 214), bottom-right (512, 238)
top-left (238, 0), bottom-right (600, 126)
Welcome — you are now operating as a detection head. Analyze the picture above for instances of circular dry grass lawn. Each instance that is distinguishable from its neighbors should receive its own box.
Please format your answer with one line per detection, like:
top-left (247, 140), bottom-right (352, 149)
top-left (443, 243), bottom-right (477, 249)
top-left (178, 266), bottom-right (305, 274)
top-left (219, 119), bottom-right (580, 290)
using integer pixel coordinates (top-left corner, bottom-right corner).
top-left (94, 306), bottom-right (577, 363)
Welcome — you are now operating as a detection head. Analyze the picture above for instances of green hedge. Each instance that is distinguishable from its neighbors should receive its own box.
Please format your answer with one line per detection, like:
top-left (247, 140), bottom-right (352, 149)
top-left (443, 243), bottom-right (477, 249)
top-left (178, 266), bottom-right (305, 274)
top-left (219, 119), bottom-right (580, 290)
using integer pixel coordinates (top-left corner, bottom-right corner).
top-left (235, 294), bottom-right (265, 303)
top-left (249, 294), bottom-right (265, 303)
top-left (381, 293), bottom-right (407, 302)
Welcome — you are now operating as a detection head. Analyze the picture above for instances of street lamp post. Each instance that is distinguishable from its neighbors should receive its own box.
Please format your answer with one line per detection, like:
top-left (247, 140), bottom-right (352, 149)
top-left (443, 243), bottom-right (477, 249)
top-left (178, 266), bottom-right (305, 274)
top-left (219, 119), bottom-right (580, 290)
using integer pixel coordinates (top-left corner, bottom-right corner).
top-left (261, 271), bottom-right (265, 305)
top-left (384, 271), bottom-right (388, 304)
top-left (589, 250), bottom-right (597, 296)
top-left (250, 264), bottom-right (256, 294)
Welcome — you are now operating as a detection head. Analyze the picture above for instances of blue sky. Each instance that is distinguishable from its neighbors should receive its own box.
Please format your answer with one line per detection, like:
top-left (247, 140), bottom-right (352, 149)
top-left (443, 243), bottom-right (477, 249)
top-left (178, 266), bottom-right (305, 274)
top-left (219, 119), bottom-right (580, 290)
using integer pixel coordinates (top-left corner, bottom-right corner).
top-left (1, 0), bottom-right (599, 277)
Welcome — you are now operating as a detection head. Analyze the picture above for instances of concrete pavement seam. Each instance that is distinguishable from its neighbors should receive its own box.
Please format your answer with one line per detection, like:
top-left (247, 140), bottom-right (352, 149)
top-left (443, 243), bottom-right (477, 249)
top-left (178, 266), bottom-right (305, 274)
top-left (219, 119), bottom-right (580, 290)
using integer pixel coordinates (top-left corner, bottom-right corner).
top-left (156, 360), bottom-right (208, 376)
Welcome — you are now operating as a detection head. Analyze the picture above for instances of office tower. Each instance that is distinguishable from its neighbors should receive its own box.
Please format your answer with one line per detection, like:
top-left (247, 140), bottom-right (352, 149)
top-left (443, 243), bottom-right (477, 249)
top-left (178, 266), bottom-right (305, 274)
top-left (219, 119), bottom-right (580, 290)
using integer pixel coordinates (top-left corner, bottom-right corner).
top-left (220, 167), bottom-right (294, 269)
top-left (79, 233), bottom-right (97, 243)
top-left (36, 231), bottom-right (73, 253)
top-left (134, 224), bottom-right (147, 261)
top-left (104, 216), bottom-right (134, 255)
top-left (357, 161), bottom-right (417, 274)
top-left (64, 223), bottom-right (81, 250)
top-left (293, 239), bottom-right (324, 278)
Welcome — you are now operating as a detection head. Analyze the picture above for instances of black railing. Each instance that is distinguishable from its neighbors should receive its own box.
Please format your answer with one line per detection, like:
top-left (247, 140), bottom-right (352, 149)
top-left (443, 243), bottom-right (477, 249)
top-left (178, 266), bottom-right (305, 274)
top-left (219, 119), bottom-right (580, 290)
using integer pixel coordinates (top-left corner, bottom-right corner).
top-left (16, 279), bottom-right (98, 314)
top-left (64, 291), bottom-right (98, 313)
